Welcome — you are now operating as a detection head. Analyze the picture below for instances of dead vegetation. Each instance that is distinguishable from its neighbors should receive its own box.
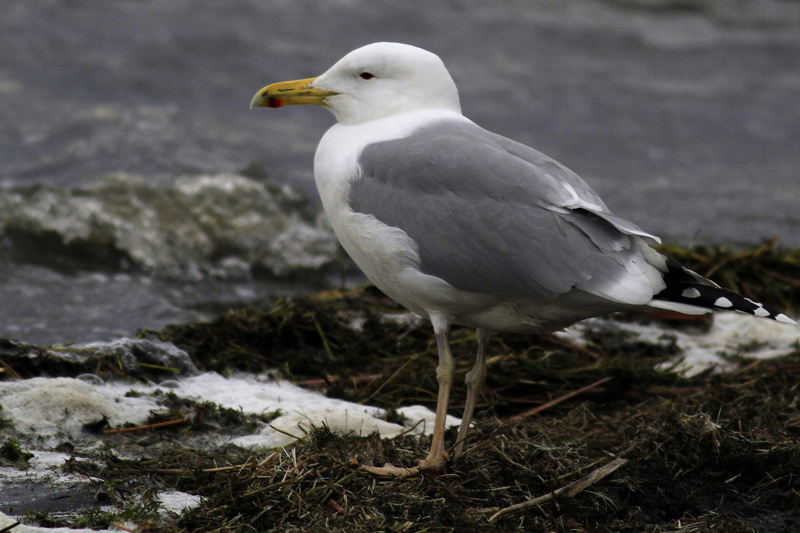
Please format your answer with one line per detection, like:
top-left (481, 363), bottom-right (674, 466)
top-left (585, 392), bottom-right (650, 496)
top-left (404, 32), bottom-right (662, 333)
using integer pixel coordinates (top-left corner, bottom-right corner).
top-left (65, 347), bottom-right (800, 533)
top-left (3, 239), bottom-right (800, 532)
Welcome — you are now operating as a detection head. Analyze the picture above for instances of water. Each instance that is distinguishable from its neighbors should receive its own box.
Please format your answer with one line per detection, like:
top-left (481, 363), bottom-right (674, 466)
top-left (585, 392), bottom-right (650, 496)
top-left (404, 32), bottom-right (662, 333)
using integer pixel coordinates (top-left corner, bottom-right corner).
top-left (1, 0), bottom-right (799, 345)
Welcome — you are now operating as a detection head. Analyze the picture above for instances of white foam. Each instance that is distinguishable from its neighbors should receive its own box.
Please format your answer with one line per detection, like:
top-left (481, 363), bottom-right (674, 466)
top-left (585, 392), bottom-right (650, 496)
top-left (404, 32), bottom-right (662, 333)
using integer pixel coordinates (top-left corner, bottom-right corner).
top-left (132, 372), bottom-right (386, 420)
top-left (28, 451), bottom-right (73, 472)
top-left (0, 373), bottom-right (449, 450)
top-left (558, 311), bottom-right (800, 376)
top-left (0, 511), bottom-right (119, 533)
top-left (0, 377), bottom-right (158, 444)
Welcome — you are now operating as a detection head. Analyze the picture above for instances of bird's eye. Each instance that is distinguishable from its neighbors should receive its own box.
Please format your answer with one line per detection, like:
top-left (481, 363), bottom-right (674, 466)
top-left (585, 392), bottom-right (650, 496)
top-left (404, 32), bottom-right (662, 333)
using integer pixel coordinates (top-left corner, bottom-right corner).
top-left (359, 72), bottom-right (375, 80)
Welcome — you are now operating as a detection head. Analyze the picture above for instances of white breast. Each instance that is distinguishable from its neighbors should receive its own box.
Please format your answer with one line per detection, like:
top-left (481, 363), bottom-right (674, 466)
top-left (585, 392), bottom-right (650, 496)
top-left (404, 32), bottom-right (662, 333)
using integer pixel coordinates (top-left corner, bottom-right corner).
top-left (313, 110), bottom-right (486, 317)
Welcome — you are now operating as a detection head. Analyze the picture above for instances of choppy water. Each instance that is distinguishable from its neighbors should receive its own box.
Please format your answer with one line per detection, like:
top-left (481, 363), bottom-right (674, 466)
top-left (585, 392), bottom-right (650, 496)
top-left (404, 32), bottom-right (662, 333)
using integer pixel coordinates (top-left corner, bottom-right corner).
top-left (2, 0), bottom-right (799, 344)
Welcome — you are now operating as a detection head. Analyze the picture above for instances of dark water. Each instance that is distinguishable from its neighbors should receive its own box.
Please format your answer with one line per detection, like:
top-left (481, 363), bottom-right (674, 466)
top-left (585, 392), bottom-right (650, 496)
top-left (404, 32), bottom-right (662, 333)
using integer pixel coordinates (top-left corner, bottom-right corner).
top-left (1, 0), bottom-right (799, 345)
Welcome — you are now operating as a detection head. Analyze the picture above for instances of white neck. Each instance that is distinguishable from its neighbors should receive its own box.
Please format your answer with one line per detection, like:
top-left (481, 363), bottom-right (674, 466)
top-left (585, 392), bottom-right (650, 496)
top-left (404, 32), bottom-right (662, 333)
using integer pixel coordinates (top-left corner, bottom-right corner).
top-left (312, 109), bottom-right (468, 231)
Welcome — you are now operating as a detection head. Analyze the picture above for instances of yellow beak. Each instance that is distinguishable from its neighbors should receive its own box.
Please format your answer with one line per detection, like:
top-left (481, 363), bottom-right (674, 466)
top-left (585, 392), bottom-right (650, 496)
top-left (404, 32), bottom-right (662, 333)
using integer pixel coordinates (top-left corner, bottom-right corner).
top-left (250, 77), bottom-right (337, 109)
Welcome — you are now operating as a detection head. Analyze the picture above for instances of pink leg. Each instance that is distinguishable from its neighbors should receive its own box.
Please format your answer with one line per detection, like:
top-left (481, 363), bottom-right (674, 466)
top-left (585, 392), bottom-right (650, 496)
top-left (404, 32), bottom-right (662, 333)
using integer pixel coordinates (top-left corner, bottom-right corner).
top-left (454, 328), bottom-right (490, 458)
top-left (360, 315), bottom-right (454, 477)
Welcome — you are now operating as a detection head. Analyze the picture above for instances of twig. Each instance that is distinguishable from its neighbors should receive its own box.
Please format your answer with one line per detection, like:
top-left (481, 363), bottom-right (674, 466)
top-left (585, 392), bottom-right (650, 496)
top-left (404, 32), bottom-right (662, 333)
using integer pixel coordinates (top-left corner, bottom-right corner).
top-left (328, 498), bottom-right (348, 516)
top-left (0, 359), bottom-right (22, 380)
top-left (299, 374), bottom-right (382, 388)
top-left (119, 458), bottom-right (265, 476)
top-left (90, 355), bottom-right (126, 376)
top-left (394, 418), bottom-right (425, 438)
top-left (102, 417), bottom-right (189, 434)
top-left (544, 336), bottom-right (602, 360)
top-left (269, 424), bottom-right (304, 442)
top-left (311, 313), bottom-right (335, 361)
top-left (359, 356), bottom-right (419, 405)
top-left (204, 462), bottom-right (254, 473)
top-left (0, 521), bottom-right (21, 533)
top-left (488, 457), bottom-right (628, 522)
top-left (760, 268), bottom-right (800, 287)
top-left (121, 468), bottom-right (191, 475)
top-left (509, 377), bottom-right (613, 422)
top-left (137, 362), bottom-right (180, 372)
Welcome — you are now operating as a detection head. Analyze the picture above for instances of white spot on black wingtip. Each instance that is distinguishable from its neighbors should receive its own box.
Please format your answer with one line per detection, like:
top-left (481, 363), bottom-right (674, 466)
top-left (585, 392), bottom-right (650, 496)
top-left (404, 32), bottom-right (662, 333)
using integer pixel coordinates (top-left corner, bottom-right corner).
top-left (744, 298), bottom-right (763, 307)
top-left (754, 307), bottom-right (771, 318)
top-left (714, 297), bottom-right (733, 308)
top-left (681, 288), bottom-right (701, 298)
top-left (775, 314), bottom-right (798, 326)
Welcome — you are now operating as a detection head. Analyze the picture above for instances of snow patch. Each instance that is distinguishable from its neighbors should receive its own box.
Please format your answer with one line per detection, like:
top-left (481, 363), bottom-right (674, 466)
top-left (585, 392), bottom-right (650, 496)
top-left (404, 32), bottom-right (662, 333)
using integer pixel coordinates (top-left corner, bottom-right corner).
top-left (157, 491), bottom-right (202, 516)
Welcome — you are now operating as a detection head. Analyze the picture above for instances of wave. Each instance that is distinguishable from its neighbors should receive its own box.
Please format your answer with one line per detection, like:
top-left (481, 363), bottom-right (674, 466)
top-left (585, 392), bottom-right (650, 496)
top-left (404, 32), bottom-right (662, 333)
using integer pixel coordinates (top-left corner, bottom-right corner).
top-left (0, 173), bottom-right (339, 280)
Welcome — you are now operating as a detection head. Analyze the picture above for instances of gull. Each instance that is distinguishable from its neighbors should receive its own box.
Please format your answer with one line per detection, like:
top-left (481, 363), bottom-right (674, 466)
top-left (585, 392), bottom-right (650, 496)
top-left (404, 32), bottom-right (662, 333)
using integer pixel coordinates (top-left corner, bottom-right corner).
top-left (251, 42), bottom-right (797, 476)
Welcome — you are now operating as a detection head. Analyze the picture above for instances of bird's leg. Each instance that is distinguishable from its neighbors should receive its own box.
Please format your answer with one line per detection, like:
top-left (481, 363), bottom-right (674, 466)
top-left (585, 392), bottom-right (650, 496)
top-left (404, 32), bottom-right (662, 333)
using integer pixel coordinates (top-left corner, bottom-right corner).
top-left (454, 328), bottom-right (490, 459)
top-left (359, 315), bottom-right (454, 478)
top-left (417, 317), bottom-right (456, 474)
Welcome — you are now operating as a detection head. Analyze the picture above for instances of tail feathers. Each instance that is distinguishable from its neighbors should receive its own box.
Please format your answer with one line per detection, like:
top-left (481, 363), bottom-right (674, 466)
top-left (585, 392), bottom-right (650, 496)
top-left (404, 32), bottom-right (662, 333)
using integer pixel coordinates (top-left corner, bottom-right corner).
top-left (648, 259), bottom-right (797, 326)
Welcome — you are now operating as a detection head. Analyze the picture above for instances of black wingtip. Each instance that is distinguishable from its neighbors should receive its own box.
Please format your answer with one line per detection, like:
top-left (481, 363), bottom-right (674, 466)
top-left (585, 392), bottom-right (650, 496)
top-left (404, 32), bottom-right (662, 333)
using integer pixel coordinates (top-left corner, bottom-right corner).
top-left (653, 259), bottom-right (797, 326)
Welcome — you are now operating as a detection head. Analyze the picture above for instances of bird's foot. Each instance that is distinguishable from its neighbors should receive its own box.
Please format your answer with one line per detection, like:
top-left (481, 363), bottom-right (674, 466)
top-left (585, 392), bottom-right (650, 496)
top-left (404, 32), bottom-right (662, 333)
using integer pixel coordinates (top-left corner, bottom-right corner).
top-left (360, 452), bottom-right (449, 478)
top-left (417, 452), bottom-right (448, 475)
top-left (359, 463), bottom-right (421, 478)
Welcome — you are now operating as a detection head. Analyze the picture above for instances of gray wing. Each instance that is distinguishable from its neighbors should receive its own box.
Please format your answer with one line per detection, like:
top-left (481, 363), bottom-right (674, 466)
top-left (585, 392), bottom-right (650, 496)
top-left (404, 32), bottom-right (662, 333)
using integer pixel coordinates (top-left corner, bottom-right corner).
top-left (350, 119), bottom-right (657, 301)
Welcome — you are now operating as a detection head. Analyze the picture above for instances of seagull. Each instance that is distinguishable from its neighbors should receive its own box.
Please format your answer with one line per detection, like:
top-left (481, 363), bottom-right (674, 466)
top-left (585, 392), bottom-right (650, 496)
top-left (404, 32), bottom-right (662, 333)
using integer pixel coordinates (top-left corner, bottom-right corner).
top-left (251, 42), bottom-right (797, 476)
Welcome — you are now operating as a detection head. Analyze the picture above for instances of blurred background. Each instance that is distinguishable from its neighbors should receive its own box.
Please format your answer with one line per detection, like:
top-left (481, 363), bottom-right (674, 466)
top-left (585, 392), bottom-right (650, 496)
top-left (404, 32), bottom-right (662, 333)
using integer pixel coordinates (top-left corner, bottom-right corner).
top-left (1, 0), bottom-right (799, 345)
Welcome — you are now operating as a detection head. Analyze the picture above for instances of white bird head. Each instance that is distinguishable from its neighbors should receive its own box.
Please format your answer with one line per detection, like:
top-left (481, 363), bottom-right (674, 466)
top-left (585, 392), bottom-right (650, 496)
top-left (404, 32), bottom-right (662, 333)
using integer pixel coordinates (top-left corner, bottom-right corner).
top-left (251, 42), bottom-right (462, 125)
